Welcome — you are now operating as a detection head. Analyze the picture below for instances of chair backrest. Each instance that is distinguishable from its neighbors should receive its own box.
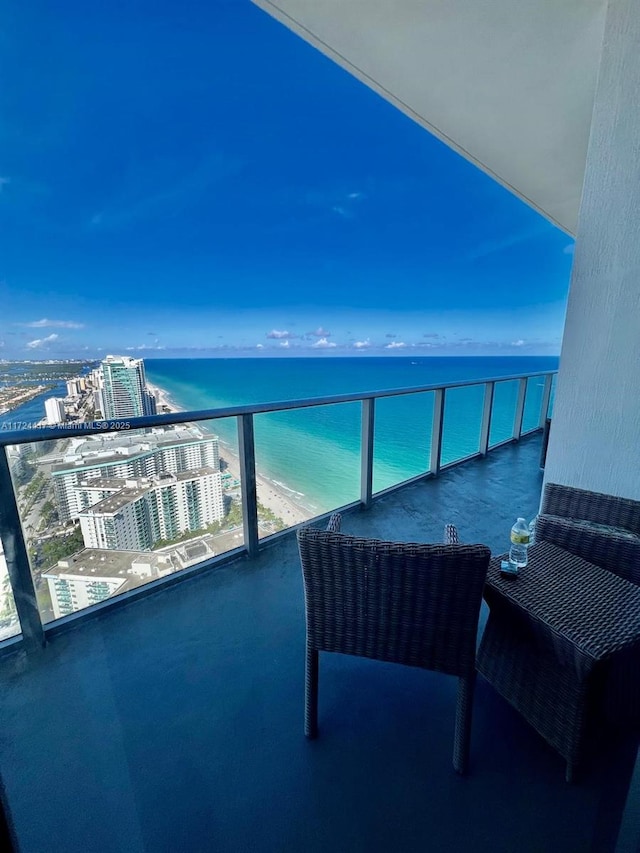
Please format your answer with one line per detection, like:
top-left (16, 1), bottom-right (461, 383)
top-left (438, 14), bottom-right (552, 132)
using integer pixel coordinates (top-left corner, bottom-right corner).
top-left (298, 527), bottom-right (490, 678)
top-left (542, 483), bottom-right (640, 535)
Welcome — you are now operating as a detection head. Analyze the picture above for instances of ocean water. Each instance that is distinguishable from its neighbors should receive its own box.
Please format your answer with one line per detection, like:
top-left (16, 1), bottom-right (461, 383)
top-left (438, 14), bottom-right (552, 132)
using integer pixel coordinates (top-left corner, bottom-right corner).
top-left (144, 356), bottom-right (558, 513)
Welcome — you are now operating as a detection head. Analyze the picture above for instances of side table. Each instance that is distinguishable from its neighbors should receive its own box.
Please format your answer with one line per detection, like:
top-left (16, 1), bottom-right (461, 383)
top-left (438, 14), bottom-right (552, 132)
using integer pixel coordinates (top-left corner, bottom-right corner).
top-left (477, 541), bottom-right (640, 781)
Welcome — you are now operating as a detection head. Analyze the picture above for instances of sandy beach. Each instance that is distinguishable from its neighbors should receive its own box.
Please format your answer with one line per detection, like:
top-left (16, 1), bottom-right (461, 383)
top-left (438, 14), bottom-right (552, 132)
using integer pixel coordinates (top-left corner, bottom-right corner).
top-left (146, 381), bottom-right (311, 527)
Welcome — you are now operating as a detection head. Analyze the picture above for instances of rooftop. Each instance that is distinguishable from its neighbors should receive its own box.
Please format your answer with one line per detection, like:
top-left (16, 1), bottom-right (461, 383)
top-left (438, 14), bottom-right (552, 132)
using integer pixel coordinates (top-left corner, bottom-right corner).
top-left (0, 434), bottom-right (637, 852)
top-left (43, 535), bottom-right (223, 582)
top-left (51, 427), bottom-right (215, 473)
top-left (42, 547), bottom-right (174, 581)
top-left (79, 467), bottom-right (220, 515)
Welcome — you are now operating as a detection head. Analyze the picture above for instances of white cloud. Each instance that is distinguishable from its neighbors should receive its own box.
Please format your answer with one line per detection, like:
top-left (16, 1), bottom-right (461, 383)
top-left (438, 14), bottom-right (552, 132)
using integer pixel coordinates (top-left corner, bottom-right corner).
top-left (310, 326), bottom-right (331, 337)
top-left (267, 329), bottom-right (295, 340)
top-left (353, 339), bottom-right (370, 349)
top-left (280, 340), bottom-right (290, 348)
top-left (511, 339), bottom-right (526, 347)
top-left (312, 337), bottom-right (337, 349)
top-left (256, 343), bottom-right (264, 349)
top-left (23, 318), bottom-right (85, 329)
top-left (125, 344), bottom-right (166, 351)
top-left (385, 341), bottom-right (406, 349)
top-left (27, 333), bottom-right (59, 349)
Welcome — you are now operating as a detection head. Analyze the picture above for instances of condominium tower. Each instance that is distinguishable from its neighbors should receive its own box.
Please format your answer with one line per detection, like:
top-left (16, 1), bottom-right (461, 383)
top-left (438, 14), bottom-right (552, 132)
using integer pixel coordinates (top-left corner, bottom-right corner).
top-left (52, 431), bottom-right (221, 521)
top-left (44, 397), bottom-right (66, 425)
top-left (101, 355), bottom-right (157, 419)
top-left (78, 468), bottom-right (224, 551)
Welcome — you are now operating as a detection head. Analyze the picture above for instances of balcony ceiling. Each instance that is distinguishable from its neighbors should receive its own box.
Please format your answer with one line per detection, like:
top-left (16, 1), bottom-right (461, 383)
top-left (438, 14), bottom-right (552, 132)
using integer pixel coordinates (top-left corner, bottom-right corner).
top-left (253, 0), bottom-right (608, 235)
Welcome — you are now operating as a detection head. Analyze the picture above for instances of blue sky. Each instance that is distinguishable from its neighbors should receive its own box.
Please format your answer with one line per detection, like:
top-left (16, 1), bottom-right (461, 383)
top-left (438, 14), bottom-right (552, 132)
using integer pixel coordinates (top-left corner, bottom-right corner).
top-left (0, 0), bottom-right (574, 360)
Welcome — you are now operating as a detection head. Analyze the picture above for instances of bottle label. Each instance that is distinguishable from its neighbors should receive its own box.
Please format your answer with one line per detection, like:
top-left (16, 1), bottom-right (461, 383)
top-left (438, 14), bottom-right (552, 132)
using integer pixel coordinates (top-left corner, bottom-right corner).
top-left (511, 531), bottom-right (530, 545)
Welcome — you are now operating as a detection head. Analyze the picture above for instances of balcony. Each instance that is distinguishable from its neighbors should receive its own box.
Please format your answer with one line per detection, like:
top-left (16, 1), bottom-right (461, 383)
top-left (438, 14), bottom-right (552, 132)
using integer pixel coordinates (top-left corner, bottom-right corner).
top-left (0, 406), bottom-right (638, 851)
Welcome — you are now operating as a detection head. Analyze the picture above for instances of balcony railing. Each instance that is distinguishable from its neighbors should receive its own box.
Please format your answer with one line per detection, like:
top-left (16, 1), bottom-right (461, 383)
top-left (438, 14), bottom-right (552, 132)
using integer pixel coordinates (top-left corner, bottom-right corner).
top-left (0, 370), bottom-right (555, 653)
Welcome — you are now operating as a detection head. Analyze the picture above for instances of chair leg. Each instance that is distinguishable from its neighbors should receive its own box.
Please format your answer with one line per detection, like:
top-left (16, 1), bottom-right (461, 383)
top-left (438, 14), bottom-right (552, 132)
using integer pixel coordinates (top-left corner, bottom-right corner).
top-left (453, 673), bottom-right (476, 775)
top-left (304, 645), bottom-right (319, 739)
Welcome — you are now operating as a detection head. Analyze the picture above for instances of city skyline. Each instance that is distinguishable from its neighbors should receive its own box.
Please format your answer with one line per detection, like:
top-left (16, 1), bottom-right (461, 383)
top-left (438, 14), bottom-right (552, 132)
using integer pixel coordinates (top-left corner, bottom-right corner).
top-left (0, 1), bottom-right (574, 359)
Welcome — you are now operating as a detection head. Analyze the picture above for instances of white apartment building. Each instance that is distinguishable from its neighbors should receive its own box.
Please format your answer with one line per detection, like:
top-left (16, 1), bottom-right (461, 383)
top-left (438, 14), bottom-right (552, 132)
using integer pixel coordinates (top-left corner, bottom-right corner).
top-left (43, 549), bottom-right (174, 619)
top-left (44, 397), bottom-right (66, 425)
top-left (43, 538), bottom-right (218, 618)
top-left (46, 570), bottom-right (127, 620)
top-left (78, 468), bottom-right (224, 551)
top-left (52, 431), bottom-right (221, 521)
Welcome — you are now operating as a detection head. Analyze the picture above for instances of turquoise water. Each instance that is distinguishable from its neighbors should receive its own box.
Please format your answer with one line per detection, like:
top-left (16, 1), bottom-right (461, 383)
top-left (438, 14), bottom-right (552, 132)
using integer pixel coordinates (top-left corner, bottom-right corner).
top-left (146, 356), bottom-right (558, 513)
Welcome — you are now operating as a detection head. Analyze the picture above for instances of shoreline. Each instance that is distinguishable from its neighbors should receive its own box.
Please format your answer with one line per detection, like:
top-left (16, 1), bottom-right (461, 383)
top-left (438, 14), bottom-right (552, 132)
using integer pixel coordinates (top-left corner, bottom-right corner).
top-left (146, 381), bottom-right (311, 527)
top-left (0, 383), bottom-right (51, 416)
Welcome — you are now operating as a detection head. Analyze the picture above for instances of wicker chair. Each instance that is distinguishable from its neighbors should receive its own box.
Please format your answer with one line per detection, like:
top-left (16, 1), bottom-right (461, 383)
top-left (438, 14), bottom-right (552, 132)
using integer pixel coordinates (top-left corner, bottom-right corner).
top-left (538, 483), bottom-right (640, 586)
top-left (297, 514), bottom-right (490, 774)
top-left (537, 483), bottom-right (640, 730)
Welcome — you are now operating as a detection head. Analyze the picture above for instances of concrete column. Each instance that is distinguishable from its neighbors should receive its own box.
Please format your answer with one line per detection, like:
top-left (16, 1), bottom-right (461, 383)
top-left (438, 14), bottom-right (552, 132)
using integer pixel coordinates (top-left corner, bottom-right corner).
top-left (544, 0), bottom-right (640, 500)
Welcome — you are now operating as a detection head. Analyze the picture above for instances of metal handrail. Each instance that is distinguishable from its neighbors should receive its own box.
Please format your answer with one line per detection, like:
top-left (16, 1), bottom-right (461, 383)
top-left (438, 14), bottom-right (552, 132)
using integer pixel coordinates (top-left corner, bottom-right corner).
top-left (0, 368), bottom-right (556, 650)
top-left (0, 369), bottom-right (554, 447)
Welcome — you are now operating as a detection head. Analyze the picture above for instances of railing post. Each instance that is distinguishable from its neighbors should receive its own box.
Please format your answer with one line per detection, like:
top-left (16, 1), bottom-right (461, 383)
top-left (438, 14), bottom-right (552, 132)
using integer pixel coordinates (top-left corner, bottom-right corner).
top-left (0, 447), bottom-right (45, 651)
top-left (513, 377), bottom-right (528, 440)
top-left (360, 398), bottom-right (375, 509)
top-left (479, 381), bottom-right (495, 456)
top-left (539, 374), bottom-right (554, 428)
top-left (237, 414), bottom-right (259, 559)
top-left (430, 388), bottom-right (445, 475)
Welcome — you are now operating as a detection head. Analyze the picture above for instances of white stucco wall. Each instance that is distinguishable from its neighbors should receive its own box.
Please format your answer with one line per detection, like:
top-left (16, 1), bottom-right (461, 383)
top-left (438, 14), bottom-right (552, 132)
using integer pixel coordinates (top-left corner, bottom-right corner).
top-left (544, 0), bottom-right (640, 499)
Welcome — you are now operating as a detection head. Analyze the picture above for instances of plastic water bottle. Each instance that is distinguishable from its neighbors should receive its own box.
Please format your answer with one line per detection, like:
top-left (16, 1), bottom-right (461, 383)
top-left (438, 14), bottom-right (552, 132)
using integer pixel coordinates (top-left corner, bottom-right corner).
top-left (509, 517), bottom-right (531, 567)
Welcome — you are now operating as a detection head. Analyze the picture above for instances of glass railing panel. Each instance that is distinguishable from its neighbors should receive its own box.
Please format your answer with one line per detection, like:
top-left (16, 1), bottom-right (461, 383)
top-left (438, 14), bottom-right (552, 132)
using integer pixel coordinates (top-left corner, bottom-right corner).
top-left (441, 384), bottom-right (484, 465)
top-left (254, 402), bottom-right (360, 536)
top-left (5, 418), bottom-right (239, 624)
top-left (372, 391), bottom-right (433, 494)
top-left (191, 415), bottom-right (244, 554)
top-left (0, 370), bottom-right (556, 633)
top-left (522, 376), bottom-right (545, 432)
top-left (489, 380), bottom-right (519, 447)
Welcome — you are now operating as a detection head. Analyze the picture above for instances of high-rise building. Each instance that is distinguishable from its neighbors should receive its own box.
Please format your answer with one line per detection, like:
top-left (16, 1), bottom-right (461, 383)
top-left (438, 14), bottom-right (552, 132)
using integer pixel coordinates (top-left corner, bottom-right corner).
top-left (144, 388), bottom-right (157, 416)
top-left (51, 430), bottom-right (220, 520)
top-left (78, 468), bottom-right (224, 551)
top-left (45, 565), bottom-right (128, 619)
top-left (93, 389), bottom-right (105, 417)
top-left (44, 397), bottom-right (66, 425)
top-left (43, 539), bottom-right (217, 618)
top-left (101, 355), bottom-right (155, 419)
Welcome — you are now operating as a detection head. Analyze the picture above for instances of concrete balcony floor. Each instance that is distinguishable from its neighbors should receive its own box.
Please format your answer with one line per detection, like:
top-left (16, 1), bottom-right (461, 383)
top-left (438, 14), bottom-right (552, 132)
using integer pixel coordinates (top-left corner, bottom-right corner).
top-left (0, 434), bottom-right (637, 853)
